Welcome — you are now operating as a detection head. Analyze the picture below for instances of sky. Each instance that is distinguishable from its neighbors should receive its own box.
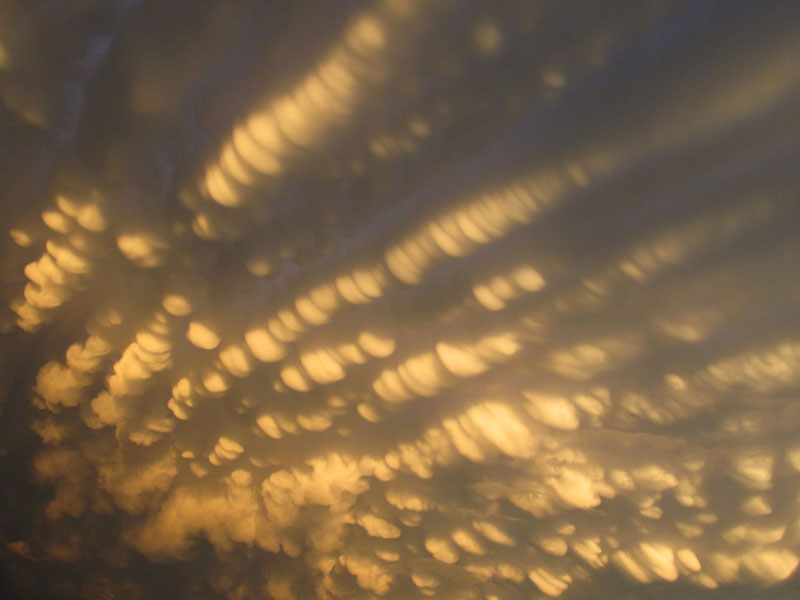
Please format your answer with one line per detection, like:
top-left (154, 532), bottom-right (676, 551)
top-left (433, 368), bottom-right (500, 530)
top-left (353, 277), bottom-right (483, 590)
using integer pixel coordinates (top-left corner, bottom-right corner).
top-left (2, 0), bottom-right (800, 598)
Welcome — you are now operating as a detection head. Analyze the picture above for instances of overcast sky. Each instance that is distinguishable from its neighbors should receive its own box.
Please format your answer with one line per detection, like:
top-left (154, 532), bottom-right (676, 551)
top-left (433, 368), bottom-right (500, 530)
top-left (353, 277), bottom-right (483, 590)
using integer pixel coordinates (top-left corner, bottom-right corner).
top-left (2, 1), bottom-right (800, 598)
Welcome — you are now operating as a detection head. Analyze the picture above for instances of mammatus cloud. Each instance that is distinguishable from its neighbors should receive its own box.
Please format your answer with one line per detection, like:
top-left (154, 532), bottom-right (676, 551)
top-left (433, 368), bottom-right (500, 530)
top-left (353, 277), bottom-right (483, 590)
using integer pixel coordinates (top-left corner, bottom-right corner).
top-left (2, 0), bottom-right (800, 598)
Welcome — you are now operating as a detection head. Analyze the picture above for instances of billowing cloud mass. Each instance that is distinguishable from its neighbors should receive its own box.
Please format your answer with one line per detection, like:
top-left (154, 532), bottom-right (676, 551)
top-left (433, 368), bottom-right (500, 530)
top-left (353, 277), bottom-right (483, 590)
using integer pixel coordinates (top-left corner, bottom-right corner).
top-left (2, 0), bottom-right (800, 598)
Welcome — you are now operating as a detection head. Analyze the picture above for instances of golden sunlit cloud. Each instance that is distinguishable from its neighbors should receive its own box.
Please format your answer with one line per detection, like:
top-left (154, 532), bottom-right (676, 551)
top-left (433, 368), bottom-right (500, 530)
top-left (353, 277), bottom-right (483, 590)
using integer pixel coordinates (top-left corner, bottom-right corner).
top-left (1, 1), bottom-right (800, 599)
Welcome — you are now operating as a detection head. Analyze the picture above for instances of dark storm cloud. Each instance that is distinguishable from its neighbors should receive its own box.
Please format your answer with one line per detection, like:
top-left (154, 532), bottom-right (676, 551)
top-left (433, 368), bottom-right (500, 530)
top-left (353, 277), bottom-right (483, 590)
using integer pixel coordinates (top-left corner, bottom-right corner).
top-left (2, 1), bottom-right (800, 598)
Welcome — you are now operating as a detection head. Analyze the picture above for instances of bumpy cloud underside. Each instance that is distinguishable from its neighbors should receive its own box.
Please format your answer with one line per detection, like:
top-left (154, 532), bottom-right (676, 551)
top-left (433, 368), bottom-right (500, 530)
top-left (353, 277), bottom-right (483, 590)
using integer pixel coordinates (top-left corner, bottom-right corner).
top-left (2, 1), bottom-right (800, 598)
